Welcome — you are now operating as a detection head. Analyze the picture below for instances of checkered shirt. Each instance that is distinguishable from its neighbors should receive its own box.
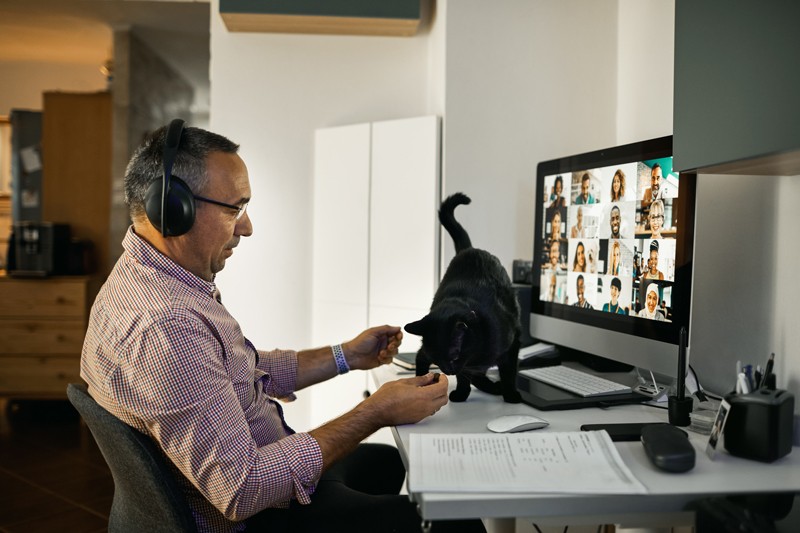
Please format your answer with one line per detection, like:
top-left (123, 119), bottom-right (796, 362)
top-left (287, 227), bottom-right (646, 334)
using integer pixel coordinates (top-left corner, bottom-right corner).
top-left (81, 227), bottom-right (323, 532)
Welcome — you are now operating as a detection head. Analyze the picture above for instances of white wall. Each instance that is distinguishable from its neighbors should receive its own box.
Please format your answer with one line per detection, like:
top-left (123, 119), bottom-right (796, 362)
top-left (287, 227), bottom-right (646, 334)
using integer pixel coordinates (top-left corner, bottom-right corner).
top-left (441, 0), bottom-right (620, 270)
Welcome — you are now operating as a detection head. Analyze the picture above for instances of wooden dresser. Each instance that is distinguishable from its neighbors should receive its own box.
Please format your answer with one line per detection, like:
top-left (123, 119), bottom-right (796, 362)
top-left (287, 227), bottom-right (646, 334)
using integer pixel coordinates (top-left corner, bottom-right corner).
top-left (0, 275), bottom-right (95, 398)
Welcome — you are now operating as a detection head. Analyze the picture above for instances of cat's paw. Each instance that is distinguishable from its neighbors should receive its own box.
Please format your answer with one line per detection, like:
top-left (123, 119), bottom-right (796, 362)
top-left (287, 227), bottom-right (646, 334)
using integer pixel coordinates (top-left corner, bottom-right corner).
top-left (503, 390), bottom-right (523, 404)
top-left (449, 389), bottom-right (470, 402)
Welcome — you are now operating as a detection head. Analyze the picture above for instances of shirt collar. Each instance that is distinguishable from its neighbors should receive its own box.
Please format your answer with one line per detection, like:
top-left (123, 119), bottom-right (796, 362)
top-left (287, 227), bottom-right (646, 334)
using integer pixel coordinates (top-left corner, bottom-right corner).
top-left (123, 226), bottom-right (219, 299)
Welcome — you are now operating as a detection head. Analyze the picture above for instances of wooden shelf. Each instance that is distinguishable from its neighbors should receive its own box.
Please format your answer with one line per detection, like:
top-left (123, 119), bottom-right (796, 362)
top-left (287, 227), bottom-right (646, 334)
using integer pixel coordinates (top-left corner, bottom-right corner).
top-left (0, 276), bottom-right (95, 398)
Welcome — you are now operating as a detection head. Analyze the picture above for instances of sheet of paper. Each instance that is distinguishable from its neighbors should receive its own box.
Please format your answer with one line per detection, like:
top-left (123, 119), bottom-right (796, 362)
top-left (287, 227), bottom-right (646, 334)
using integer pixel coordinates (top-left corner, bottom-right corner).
top-left (20, 145), bottom-right (42, 173)
top-left (408, 431), bottom-right (646, 494)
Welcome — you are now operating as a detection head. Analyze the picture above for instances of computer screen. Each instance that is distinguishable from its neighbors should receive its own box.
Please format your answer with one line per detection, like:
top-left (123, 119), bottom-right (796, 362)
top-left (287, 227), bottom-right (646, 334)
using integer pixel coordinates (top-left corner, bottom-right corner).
top-left (530, 136), bottom-right (696, 379)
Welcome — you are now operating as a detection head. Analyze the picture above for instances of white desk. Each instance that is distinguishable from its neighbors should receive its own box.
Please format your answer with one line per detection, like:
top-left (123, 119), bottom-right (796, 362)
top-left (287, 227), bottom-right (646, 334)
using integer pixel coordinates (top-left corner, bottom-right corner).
top-left (371, 365), bottom-right (800, 528)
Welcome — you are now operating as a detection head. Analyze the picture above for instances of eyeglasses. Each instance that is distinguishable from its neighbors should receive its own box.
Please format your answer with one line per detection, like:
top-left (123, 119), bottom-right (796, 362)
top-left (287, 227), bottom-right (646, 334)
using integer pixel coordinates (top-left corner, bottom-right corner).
top-left (650, 214), bottom-right (664, 221)
top-left (193, 194), bottom-right (249, 220)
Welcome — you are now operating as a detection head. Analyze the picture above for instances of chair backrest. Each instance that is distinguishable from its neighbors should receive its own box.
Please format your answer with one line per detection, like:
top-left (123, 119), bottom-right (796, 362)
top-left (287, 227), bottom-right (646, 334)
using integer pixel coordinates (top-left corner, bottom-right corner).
top-left (67, 383), bottom-right (198, 533)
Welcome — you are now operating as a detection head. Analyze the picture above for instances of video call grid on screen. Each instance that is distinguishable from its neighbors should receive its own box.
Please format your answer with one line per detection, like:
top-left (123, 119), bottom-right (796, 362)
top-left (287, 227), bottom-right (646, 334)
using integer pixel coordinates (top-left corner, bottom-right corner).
top-left (538, 157), bottom-right (681, 324)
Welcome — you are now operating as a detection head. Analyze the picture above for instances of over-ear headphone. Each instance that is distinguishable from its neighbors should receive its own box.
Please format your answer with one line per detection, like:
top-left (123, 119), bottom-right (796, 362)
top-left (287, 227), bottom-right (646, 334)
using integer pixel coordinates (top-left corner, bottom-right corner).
top-left (144, 118), bottom-right (196, 236)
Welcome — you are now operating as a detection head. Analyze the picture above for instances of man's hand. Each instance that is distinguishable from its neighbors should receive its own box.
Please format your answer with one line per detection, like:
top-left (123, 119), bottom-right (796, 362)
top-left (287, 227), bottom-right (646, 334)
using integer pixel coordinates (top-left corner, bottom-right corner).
top-left (310, 373), bottom-right (449, 470)
top-left (342, 325), bottom-right (403, 371)
top-left (363, 373), bottom-right (449, 426)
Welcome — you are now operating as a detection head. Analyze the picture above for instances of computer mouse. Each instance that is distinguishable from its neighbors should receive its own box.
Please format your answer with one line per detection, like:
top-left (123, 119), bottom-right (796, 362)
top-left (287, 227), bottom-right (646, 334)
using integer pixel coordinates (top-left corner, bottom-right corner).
top-left (487, 414), bottom-right (549, 433)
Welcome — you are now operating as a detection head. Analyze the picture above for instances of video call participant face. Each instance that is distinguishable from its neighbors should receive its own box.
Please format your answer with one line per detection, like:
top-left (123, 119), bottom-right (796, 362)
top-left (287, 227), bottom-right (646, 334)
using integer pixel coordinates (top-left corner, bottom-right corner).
top-left (548, 274), bottom-right (557, 301)
top-left (580, 175), bottom-right (591, 202)
top-left (554, 177), bottom-right (563, 198)
top-left (549, 240), bottom-right (560, 268)
top-left (612, 241), bottom-right (621, 270)
top-left (649, 200), bottom-right (664, 236)
top-left (551, 211), bottom-right (561, 238)
top-left (648, 249), bottom-right (659, 274)
top-left (575, 243), bottom-right (586, 271)
top-left (651, 164), bottom-right (663, 195)
top-left (646, 286), bottom-right (659, 314)
top-left (610, 206), bottom-right (621, 238)
top-left (610, 278), bottom-right (621, 305)
top-left (612, 170), bottom-right (624, 200)
top-left (576, 207), bottom-right (583, 228)
top-left (576, 275), bottom-right (586, 306)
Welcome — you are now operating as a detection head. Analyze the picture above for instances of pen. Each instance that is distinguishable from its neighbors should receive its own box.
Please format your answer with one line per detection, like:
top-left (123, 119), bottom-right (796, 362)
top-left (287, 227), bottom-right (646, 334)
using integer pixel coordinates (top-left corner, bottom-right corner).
top-left (737, 372), bottom-right (750, 394)
top-left (754, 366), bottom-right (763, 389)
top-left (761, 353), bottom-right (775, 389)
top-left (743, 364), bottom-right (754, 391)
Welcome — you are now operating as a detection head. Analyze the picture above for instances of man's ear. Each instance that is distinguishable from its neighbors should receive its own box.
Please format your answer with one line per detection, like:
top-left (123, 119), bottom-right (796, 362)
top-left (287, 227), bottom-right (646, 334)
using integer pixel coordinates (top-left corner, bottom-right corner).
top-left (404, 315), bottom-right (431, 336)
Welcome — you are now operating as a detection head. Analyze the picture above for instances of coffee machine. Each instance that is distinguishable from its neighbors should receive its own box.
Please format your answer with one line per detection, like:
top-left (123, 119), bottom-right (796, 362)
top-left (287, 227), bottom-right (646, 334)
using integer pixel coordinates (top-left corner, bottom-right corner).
top-left (9, 222), bottom-right (71, 276)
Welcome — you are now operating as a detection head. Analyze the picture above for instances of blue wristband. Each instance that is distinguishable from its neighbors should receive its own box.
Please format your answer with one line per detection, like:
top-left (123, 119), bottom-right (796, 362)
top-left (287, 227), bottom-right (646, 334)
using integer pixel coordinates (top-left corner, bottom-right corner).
top-left (332, 344), bottom-right (350, 374)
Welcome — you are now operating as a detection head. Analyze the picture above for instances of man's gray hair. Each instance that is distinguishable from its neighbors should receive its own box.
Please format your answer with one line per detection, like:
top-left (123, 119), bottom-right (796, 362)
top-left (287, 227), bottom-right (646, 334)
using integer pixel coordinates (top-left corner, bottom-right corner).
top-left (124, 124), bottom-right (239, 221)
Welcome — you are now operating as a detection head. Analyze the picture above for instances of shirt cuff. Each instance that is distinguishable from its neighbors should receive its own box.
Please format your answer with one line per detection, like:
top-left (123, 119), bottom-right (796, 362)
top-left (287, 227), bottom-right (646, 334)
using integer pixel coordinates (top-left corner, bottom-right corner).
top-left (277, 432), bottom-right (324, 505)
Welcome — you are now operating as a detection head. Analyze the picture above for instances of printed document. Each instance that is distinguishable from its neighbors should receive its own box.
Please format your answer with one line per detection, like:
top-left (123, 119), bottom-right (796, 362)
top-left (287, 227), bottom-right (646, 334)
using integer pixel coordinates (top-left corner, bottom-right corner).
top-left (408, 431), bottom-right (646, 494)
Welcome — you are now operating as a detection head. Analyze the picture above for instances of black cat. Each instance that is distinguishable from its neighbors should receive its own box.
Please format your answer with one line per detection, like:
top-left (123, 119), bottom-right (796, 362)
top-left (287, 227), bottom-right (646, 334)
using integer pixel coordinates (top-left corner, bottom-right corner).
top-left (404, 193), bottom-right (522, 403)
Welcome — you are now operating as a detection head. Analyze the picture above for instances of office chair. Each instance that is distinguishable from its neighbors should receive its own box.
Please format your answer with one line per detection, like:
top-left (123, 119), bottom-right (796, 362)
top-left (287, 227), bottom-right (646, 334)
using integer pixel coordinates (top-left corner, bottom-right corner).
top-left (66, 383), bottom-right (198, 533)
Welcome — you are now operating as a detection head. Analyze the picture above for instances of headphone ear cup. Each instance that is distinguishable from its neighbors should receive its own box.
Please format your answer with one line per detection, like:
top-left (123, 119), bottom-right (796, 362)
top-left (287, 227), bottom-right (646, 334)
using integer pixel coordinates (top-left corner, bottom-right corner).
top-left (144, 176), bottom-right (196, 236)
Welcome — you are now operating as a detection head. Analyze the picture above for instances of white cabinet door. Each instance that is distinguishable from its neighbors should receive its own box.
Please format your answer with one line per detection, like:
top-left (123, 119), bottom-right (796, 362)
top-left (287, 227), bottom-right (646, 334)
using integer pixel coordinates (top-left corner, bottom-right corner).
top-left (370, 116), bottom-right (441, 353)
top-left (309, 116), bottom-right (440, 431)
top-left (309, 123), bottom-right (372, 431)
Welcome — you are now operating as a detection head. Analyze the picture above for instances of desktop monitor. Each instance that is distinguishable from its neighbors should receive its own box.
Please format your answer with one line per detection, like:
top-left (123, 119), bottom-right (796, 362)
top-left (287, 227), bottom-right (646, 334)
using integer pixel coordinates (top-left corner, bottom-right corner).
top-left (530, 136), bottom-right (696, 381)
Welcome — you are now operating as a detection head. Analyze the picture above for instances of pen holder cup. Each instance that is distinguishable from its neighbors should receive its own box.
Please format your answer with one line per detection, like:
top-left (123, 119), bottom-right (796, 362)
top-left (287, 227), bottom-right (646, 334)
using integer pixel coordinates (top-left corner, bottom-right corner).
top-left (723, 389), bottom-right (794, 462)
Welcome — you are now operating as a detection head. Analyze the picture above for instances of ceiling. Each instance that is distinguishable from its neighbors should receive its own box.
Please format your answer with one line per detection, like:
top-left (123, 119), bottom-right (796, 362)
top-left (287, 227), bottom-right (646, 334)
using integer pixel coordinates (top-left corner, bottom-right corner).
top-left (0, 0), bottom-right (211, 110)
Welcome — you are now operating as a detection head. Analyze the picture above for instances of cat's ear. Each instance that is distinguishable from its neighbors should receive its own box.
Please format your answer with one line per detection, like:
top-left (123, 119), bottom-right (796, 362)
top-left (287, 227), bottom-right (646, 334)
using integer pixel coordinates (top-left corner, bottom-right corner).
top-left (404, 316), bottom-right (431, 335)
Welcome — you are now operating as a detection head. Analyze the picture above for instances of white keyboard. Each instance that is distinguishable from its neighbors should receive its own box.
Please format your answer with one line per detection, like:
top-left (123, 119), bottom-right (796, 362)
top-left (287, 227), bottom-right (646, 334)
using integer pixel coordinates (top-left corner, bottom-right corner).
top-left (520, 365), bottom-right (632, 397)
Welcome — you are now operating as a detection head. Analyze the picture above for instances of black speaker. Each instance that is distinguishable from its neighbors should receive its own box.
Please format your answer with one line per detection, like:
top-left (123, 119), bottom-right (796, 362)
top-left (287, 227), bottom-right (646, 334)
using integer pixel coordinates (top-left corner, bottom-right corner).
top-left (144, 119), bottom-right (196, 237)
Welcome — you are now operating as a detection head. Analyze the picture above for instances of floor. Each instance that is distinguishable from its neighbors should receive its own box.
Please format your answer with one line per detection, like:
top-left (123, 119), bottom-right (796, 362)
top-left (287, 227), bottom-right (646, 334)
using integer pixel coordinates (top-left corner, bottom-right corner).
top-left (0, 397), bottom-right (112, 533)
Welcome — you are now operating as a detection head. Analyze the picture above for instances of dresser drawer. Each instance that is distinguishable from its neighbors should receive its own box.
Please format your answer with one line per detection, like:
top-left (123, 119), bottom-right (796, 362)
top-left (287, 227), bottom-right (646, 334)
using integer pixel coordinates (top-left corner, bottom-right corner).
top-left (0, 319), bottom-right (86, 354)
top-left (0, 277), bottom-right (87, 318)
top-left (0, 356), bottom-right (81, 396)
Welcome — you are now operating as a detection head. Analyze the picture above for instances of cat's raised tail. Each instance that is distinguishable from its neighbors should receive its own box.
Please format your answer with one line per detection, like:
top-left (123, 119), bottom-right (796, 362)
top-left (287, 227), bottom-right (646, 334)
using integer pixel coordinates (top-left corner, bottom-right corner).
top-left (439, 193), bottom-right (472, 253)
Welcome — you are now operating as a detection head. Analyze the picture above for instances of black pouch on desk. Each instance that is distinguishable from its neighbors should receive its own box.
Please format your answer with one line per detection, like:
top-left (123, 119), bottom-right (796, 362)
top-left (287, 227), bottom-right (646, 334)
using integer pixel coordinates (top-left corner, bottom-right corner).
top-left (724, 389), bottom-right (794, 463)
top-left (641, 424), bottom-right (695, 473)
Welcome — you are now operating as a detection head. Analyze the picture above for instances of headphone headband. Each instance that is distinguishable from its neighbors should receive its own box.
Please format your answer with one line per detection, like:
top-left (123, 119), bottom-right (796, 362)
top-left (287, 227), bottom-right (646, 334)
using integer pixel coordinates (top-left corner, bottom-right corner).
top-left (161, 119), bottom-right (186, 236)
top-left (144, 118), bottom-right (195, 237)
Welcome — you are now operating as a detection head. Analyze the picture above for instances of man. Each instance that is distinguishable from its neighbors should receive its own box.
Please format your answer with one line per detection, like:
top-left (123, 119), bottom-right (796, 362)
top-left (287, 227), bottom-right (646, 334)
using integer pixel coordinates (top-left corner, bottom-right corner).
top-left (641, 162), bottom-right (667, 207)
top-left (609, 205), bottom-right (622, 239)
top-left (546, 239), bottom-right (562, 272)
top-left (573, 173), bottom-right (595, 204)
top-left (572, 274), bottom-right (593, 309)
top-left (81, 123), bottom-right (478, 533)
top-left (602, 277), bottom-right (627, 315)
